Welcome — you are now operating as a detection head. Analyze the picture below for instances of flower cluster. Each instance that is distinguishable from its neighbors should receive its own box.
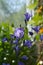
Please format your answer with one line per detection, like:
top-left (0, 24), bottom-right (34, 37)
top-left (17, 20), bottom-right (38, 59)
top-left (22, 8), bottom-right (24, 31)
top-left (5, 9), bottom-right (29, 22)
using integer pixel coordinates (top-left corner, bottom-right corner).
top-left (0, 23), bottom-right (33, 65)
top-left (0, 10), bottom-right (43, 65)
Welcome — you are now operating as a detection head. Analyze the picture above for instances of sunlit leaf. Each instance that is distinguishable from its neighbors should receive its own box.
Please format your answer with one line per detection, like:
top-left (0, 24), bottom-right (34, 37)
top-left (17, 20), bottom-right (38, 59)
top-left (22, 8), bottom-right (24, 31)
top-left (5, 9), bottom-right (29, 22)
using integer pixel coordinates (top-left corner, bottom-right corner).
top-left (27, 1), bottom-right (38, 10)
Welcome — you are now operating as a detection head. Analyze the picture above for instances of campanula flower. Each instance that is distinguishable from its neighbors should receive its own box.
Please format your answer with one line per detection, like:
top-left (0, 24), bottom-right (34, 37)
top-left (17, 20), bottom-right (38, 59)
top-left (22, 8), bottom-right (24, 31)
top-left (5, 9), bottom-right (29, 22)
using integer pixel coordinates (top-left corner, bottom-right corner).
top-left (15, 46), bottom-right (19, 51)
top-left (22, 55), bottom-right (28, 60)
top-left (23, 40), bottom-right (32, 48)
top-left (24, 12), bottom-right (31, 21)
top-left (14, 28), bottom-right (24, 38)
top-left (13, 39), bottom-right (18, 44)
top-left (7, 64), bottom-right (10, 65)
top-left (2, 63), bottom-right (10, 65)
top-left (14, 46), bottom-right (20, 55)
top-left (29, 32), bottom-right (33, 36)
top-left (10, 34), bottom-right (14, 39)
top-left (32, 26), bottom-right (40, 33)
top-left (2, 37), bottom-right (8, 42)
top-left (18, 61), bottom-right (24, 65)
top-left (40, 34), bottom-right (43, 41)
top-left (2, 63), bottom-right (6, 65)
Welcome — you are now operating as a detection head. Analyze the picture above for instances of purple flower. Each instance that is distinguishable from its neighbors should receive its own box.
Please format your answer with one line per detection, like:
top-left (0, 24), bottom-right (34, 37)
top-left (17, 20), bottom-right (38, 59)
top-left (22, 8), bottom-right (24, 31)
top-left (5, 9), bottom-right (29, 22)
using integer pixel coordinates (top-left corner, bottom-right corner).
top-left (32, 26), bottom-right (40, 33)
top-left (14, 45), bottom-right (20, 53)
top-left (18, 61), bottom-right (24, 65)
top-left (7, 64), bottom-right (10, 65)
top-left (24, 12), bottom-right (31, 21)
top-left (15, 46), bottom-right (19, 51)
top-left (10, 34), bottom-right (14, 39)
top-left (29, 32), bottom-right (33, 36)
top-left (22, 55), bottom-right (28, 60)
top-left (14, 28), bottom-right (24, 38)
top-left (24, 40), bottom-right (32, 48)
top-left (13, 39), bottom-right (18, 44)
top-left (2, 63), bottom-right (6, 65)
top-left (40, 34), bottom-right (43, 41)
top-left (14, 45), bottom-right (20, 55)
top-left (2, 38), bottom-right (8, 42)
top-left (2, 63), bottom-right (10, 65)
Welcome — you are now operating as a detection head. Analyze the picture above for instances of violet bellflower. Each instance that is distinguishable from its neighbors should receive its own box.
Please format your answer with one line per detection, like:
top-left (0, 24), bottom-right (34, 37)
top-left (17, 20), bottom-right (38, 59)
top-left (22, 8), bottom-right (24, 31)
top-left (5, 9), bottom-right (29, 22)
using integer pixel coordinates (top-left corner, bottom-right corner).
top-left (24, 12), bottom-right (32, 22)
top-left (14, 45), bottom-right (20, 55)
top-left (14, 28), bottom-right (24, 39)
top-left (40, 34), bottom-right (43, 41)
top-left (2, 37), bottom-right (8, 42)
top-left (13, 39), bottom-right (18, 44)
top-left (32, 26), bottom-right (40, 33)
top-left (29, 31), bottom-right (33, 36)
top-left (2, 63), bottom-right (6, 65)
top-left (15, 46), bottom-right (19, 52)
top-left (10, 34), bottom-right (14, 39)
top-left (7, 64), bottom-right (10, 65)
top-left (22, 55), bottom-right (28, 60)
top-left (23, 40), bottom-right (32, 48)
top-left (2, 63), bottom-right (10, 65)
top-left (18, 61), bottom-right (24, 65)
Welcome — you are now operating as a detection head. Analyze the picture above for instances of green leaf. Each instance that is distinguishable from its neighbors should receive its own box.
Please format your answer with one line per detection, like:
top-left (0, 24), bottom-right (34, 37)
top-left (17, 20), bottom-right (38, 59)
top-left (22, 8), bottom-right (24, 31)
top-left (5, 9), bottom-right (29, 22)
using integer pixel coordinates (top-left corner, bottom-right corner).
top-left (32, 14), bottom-right (42, 25)
top-left (27, 1), bottom-right (38, 10)
top-left (28, 14), bottom-right (42, 26)
top-left (0, 41), bottom-right (2, 46)
top-left (35, 34), bottom-right (40, 41)
top-left (0, 48), bottom-right (3, 52)
top-left (24, 27), bottom-right (30, 40)
top-left (27, 20), bottom-right (35, 26)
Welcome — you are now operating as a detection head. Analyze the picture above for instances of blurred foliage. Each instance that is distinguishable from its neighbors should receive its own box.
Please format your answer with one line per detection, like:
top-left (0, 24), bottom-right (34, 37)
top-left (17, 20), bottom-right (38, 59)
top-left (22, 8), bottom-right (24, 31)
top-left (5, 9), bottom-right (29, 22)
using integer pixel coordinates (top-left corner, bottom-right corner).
top-left (0, 0), bottom-right (10, 14)
top-left (5, 6), bottom-right (25, 28)
top-left (28, 14), bottom-right (43, 26)
top-left (0, 0), bottom-right (26, 28)
top-left (27, 0), bottom-right (38, 10)
top-left (0, 0), bottom-right (43, 65)
top-left (0, 22), bottom-right (38, 65)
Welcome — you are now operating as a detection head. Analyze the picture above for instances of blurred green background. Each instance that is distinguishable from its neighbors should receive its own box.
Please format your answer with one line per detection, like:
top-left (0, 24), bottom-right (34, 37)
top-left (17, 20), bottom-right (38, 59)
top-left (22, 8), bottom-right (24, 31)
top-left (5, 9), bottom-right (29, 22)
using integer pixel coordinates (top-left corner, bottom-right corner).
top-left (0, 0), bottom-right (26, 28)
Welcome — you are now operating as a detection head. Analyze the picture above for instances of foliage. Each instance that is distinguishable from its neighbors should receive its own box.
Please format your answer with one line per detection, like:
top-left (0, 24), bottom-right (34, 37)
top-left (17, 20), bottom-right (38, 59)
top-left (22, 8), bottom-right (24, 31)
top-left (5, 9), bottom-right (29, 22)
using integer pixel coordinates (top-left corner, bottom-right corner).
top-left (0, 22), bottom-right (38, 65)
top-left (0, 0), bottom-right (43, 65)
top-left (27, 0), bottom-right (38, 10)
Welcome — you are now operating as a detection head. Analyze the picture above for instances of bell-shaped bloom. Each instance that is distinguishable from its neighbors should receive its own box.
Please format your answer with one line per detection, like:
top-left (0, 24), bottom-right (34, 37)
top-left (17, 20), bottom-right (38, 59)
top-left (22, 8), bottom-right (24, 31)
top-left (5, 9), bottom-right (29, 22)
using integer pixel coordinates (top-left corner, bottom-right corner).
top-left (2, 63), bottom-right (6, 65)
top-left (14, 45), bottom-right (20, 55)
top-left (24, 12), bottom-right (32, 21)
top-left (10, 34), bottom-right (14, 39)
top-left (18, 61), bottom-right (24, 65)
top-left (7, 64), bottom-right (10, 65)
top-left (13, 39), bottom-right (18, 44)
top-left (32, 26), bottom-right (40, 33)
top-left (15, 46), bottom-right (19, 51)
top-left (23, 40), bottom-right (32, 48)
top-left (2, 63), bottom-right (10, 65)
top-left (29, 32), bottom-right (33, 36)
top-left (40, 34), bottom-right (43, 41)
top-left (21, 55), bottom-right (28, 60)
top-left (2, 37), bottom-right (8, 42)
top-left (14, 28), bottom-right (24, 38)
